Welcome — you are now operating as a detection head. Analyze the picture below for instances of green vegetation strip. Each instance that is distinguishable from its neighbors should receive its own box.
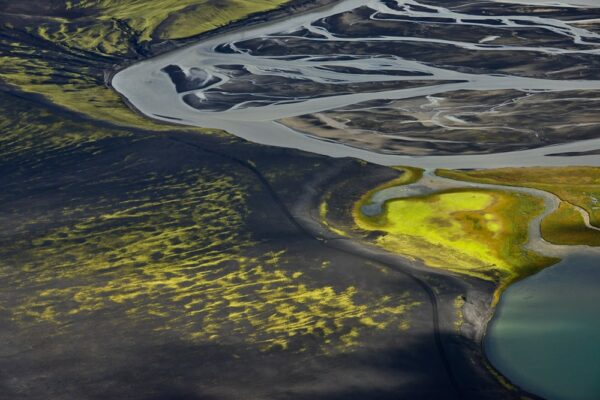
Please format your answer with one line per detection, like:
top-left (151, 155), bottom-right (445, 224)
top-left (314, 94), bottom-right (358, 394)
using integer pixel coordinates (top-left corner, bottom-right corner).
top-left (317, 167), bottom-right (557, 299)
top-left (355, 187), bottom-right (555, 292)
top-left (438, 167), bottom-right (600, 247)
top-left (70, 0), bottom-right (292, 43)
top-left (0, 0), bottom-right (289, 128)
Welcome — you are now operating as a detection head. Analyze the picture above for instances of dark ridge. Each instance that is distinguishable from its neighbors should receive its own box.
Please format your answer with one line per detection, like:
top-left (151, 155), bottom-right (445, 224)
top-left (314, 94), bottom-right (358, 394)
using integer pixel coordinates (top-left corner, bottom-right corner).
top-left (278, 27), bottom-right (329, 39)
top-left (214, 43), bottom-right (238, 54)
top-left (161, 64), bottom-right (221, 93)
top-left (547, 149), bottom-right (600, 157)
top-left (382, 0), bottom-right (406, 12)
top-left (462, 18), bottom-right (504, 26)
top-left (374, 14), bottom-right (457, 23)
top-left (316, 65), bottom-right (433, 76)
top-left (153, 114), bottom-right (183, 121)
top-left (406, 4), bottom-right (439, 13)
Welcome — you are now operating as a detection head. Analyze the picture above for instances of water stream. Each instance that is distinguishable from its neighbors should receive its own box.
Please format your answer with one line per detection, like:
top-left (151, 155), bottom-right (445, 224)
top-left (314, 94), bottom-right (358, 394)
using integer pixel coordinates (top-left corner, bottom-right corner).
top-left (112, 0), bottom-right (600, 168)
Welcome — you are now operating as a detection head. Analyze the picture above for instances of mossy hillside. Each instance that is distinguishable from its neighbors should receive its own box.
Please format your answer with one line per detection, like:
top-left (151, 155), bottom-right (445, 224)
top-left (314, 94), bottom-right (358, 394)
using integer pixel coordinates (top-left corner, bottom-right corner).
top-left (1, 14), bottom-right (163, 129)
top-left (354, 188), bottom-right (555, 289)
top-left (0, 92), bottom-right (420, 354)
top-left (0, 91), bottom-right (132, 165)
top-left (0, 0), bottom-right (288, 128)
top-left (541, 202), bottom-right (600, 246)
top-left (70, 0), bottom-right (291, 42)
top-left (5, 172), bottom-right (417, 351)
top-left (438, 167), bottom-right (600, 246)
top-left (0, 55), bottom-right (176, 131)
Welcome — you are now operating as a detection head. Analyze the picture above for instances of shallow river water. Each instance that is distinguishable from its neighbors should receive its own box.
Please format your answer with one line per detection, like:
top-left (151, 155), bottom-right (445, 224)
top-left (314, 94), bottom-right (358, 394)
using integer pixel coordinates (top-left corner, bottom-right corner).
top-left (113, 0), bottom-right (600, 168)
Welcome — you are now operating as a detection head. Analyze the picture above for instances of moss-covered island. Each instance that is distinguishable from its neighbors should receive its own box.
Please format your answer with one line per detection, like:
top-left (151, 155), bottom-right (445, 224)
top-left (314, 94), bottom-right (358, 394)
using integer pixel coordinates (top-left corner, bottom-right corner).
top-left (355, 187), bottom-right (554, 287)
top-left (438, 167), bottom-right (600, 247)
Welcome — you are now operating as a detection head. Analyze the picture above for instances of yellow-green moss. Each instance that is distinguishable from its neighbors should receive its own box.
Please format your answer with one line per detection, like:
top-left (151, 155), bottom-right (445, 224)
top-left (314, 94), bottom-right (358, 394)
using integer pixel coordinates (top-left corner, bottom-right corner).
top-left (0, 0), bottom-right (289, 129)
top-left (454, 295), bottom-right (465, 332)
top-left (319, 193), bottom-right (349, 237)
top-left (438, 167), bottom-right (600, 246)
top-left (1, 91), bottom-right (424, 353)
top-left (541, 202), bottom-right (600, 246)
top-left (2, 164), bottom-right (419, 352)
top-left (0, 93), bottom-right (131, 161)
top-left (70, 0), bottom-right (290, 43)
top-left (355, 188), bottom-right (555, 290)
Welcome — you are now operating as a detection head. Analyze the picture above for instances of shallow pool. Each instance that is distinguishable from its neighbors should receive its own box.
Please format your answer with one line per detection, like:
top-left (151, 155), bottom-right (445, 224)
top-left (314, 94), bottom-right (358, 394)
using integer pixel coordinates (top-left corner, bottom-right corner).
top-left (485, 253), bottom-right (600, 400)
